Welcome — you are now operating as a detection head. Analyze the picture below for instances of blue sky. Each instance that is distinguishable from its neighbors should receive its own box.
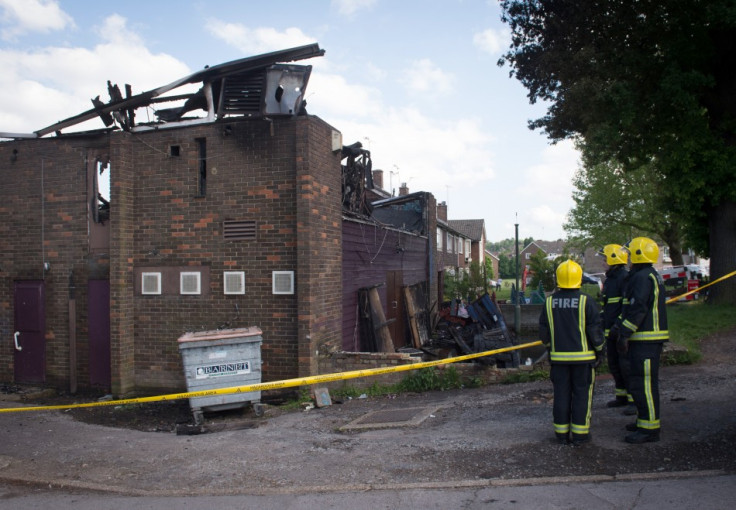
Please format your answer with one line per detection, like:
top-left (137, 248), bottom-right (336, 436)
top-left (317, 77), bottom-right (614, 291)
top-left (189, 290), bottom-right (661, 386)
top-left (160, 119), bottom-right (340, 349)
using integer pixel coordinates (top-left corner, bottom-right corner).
top-left (0, 0), bottom-right (579, 242)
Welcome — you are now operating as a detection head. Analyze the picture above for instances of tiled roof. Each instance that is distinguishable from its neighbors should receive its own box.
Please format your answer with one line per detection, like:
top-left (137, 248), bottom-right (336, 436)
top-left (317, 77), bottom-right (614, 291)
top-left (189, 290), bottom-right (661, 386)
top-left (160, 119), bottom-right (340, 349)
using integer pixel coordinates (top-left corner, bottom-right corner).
top-left (448, 219), bottom-right (485, 241)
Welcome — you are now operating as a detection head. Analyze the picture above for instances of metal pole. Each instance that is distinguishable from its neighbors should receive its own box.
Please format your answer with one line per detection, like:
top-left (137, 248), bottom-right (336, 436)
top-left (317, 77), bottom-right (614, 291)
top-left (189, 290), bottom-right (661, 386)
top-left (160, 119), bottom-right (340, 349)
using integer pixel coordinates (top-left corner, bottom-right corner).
top-left (514, 219), bottom-right (520, 336)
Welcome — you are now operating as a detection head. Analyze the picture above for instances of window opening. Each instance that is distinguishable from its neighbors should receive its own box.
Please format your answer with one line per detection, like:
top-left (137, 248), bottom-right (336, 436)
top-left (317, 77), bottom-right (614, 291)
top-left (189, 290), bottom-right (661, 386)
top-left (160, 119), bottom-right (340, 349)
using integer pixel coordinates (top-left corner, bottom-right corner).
top-left (94, 160), bottom-right (111, 223)
top-left (197, 137), bottom-right (206, 196)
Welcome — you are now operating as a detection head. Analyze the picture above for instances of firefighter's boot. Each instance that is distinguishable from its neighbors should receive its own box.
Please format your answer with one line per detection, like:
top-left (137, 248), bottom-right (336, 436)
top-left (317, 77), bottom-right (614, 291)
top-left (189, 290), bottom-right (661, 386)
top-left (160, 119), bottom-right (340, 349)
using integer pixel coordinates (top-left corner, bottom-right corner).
top-left (625, 429), bottom-right (660, 444)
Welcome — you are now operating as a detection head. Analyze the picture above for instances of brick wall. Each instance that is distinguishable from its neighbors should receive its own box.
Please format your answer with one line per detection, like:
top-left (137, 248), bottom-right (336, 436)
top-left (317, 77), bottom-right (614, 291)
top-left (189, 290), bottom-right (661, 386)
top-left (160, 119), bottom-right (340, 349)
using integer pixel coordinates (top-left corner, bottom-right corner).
top-left (114, 116), bottom-right (342, 393)
top-left (1, 115), bottom-right (343, 395)
top-left (0, 136), bottom-right (110, 388)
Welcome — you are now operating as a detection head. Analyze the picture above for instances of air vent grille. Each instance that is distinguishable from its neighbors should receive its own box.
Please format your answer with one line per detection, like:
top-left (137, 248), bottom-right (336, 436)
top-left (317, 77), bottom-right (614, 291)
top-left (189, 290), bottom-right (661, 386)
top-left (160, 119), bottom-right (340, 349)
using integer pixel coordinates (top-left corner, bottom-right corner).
top-left (180, 272), bottom-right (201, 295)
top-left (224, 271), bottom-right (245, 295)
top-left (223, 220), bottom-right (256, 241)
top-left (142, 272), bottom-right (161, 295)
top-left (272, 271), bottom-right (295, 295)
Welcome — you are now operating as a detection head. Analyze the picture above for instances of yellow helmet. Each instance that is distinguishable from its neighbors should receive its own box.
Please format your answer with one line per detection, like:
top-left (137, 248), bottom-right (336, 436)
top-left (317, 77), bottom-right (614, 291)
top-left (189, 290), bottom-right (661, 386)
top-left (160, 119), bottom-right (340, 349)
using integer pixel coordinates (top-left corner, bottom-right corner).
top-left (556, 259), bottom-right (583, 289)
top-left (598, 244), bottom-right (628, 266)
top-left (626, 237), bottom-right (659, 264)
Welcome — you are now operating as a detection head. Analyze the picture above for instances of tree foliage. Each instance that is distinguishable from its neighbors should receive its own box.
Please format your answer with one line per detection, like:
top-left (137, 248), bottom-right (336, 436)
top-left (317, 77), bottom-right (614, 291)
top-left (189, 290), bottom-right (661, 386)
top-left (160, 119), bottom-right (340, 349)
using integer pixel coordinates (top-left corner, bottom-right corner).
top-left (499, 0), bottom-right (736, 303)
top-left (497, 253), bottom-right (516, 278)
top-left (528, 250), bottom-right (556, 291)
top-left (564, 157), bottom-right (687, 265)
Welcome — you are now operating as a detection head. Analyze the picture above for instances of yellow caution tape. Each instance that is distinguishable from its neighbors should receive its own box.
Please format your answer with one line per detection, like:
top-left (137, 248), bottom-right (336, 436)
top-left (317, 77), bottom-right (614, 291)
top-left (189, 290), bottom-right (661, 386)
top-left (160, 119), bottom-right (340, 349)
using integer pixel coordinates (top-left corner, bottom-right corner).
top-left (665, 269), bottom-right (736, 304)
top-left (0, 341), bottom-right (543, 414)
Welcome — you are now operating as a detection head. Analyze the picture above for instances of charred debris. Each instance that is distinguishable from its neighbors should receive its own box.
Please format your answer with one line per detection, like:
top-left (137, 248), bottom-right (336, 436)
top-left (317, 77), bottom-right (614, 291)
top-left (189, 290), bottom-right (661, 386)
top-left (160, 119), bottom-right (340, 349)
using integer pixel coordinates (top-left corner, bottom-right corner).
top-left (340, 142), bottom-right (519, 368)
top-left (1, 44), bottom-right (325, 140)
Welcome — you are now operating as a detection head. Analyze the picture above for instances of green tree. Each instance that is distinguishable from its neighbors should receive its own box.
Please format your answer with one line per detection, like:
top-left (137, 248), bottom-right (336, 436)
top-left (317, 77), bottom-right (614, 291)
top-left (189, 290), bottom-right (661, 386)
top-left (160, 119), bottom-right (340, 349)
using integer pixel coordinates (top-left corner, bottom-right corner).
top-left (528, 250), bottom-right (555, 291)
top-left (499, 0), bottom-right (736, 304)
top-left (564, 157), bottom-right (687, 265)
top-left (443, 262), bottom-right (486, 302)
top-left (484, 256), bottom-right (495, 280)
top-left (497, 253), bottom-right (516, 278)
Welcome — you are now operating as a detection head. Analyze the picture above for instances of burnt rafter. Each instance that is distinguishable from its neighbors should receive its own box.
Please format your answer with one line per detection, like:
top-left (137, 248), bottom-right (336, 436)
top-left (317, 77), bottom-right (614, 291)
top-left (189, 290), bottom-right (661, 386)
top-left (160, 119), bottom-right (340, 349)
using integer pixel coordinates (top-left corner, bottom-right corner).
top-left (341, 141), bottom-right (374, 217)
top-left (9, 44), bottom-right (325, 139)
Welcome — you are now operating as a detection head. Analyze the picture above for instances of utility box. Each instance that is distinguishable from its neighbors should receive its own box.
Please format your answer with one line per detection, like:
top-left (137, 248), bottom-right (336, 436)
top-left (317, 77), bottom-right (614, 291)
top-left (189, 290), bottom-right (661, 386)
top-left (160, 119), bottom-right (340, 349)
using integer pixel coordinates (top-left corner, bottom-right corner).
top-left (178, 327), bottom-right (263, 425)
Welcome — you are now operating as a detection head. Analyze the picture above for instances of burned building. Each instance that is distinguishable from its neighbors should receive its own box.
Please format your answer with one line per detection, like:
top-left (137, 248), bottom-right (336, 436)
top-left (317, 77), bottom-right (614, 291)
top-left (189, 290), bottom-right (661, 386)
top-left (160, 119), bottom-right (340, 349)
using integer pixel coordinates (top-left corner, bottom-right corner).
top-left (0, 44), bottom-right (348, 395)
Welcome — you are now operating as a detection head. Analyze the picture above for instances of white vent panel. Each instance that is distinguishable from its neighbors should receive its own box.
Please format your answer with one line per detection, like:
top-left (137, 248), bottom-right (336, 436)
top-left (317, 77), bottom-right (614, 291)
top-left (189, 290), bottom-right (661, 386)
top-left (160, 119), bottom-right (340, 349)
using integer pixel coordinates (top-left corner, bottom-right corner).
top-left (224, 271), bottom-right (245, 295)
top-left (142, 272), bottom-right (161, 295)
top-left (272, 271), bottom-right (294, 295)
top-left (180, 272), bottom-right (201, 295)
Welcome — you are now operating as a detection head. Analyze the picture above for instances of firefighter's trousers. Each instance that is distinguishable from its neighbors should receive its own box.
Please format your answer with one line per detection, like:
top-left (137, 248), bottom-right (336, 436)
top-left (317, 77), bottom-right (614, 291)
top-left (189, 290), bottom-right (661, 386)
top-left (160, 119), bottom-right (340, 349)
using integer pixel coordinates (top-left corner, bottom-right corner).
top-left (551, 363), bottom-right (595, 437)
top-left (628, 342), bottom-right (663, 431)
top-left (606, 337), bottom-right (631, 401)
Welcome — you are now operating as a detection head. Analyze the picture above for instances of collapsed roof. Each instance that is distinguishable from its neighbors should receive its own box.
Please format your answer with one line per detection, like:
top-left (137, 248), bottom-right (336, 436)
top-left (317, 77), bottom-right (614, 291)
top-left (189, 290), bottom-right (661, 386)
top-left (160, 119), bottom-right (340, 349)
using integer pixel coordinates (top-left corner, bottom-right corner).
top-left (1, 43), bottom-right (325, 140)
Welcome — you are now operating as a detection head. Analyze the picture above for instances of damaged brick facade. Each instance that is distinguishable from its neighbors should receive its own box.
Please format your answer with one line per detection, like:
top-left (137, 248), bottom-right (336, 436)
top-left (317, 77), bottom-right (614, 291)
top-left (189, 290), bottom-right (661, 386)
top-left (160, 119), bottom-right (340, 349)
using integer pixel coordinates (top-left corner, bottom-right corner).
top-left (0, 115), bottom-right (343, 396)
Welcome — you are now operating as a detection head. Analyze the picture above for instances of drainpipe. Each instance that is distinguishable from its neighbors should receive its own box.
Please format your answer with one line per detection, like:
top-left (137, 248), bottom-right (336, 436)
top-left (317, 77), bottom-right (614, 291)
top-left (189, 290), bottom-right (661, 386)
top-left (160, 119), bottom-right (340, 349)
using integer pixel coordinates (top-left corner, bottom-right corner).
top-left (68, 270), bottom-right (77, 394)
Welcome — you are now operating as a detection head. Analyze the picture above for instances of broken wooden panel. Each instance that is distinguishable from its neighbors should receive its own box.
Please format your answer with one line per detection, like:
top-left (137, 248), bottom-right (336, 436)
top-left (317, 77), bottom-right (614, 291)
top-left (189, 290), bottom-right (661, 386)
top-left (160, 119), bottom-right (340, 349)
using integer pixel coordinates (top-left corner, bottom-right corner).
top-left (404, 282), bottom-right (430, 349)
top-left (358, 284), bottom-right (395, 353)
top-left (341, 218), bottom-right (428, 351)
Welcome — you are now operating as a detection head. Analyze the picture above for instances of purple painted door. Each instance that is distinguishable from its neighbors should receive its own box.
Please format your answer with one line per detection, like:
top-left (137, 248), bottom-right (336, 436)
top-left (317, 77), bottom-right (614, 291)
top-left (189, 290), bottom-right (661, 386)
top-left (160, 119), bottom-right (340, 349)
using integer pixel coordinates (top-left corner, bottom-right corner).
top-left (88, 280), bottom-right (111, 388)
top-left (13, 281), bottom-right (46, 383)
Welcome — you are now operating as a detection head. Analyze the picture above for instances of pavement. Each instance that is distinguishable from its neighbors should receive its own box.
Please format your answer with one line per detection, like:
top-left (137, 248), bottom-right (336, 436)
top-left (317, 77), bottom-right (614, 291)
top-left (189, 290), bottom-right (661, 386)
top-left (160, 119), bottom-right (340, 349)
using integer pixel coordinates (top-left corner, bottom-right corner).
top-left (1, 351), bottom-right (735, 508)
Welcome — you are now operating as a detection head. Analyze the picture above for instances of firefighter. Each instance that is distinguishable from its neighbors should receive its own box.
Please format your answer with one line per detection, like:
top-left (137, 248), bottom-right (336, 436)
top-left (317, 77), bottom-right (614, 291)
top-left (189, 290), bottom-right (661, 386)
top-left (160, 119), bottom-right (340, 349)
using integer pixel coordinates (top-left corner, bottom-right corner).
top-left (539, 260), bottom-right (604, 446)
top-left (597, 244), bottom-right (632, 409)
top-left (608, 237), bottom-right (668, 444)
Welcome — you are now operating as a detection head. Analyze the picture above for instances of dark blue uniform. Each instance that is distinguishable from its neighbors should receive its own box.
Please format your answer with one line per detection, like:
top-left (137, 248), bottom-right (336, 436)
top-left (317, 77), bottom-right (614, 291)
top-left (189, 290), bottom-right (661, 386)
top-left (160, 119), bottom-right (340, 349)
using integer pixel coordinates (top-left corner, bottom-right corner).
top-left (540, 288), bottom-right (604, 444)
top-left (618, 264), bottom-right (668, 438)
top-left (601, 264), bottom-right (630, 405)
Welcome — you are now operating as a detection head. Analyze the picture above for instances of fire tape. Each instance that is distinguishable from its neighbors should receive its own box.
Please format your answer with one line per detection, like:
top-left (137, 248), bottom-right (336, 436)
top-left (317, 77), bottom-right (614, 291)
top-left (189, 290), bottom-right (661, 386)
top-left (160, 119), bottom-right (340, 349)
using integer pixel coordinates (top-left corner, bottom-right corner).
top-left (3, 271), bottom-right (731, 415)
top-left (665, 269), bottom-right (736, 304)
top-left (0, 341), bottom-right (543, 414)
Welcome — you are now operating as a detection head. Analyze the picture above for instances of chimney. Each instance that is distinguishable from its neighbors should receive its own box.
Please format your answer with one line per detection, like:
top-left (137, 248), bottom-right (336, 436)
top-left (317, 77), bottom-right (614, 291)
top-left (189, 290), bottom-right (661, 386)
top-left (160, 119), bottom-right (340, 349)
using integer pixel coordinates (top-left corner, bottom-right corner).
top-left (399, 182), bottom-right (409, 196)
top-left (372, 169), bottom-right (384, 190)
top-left (437, 201), bottom-right (448, 221)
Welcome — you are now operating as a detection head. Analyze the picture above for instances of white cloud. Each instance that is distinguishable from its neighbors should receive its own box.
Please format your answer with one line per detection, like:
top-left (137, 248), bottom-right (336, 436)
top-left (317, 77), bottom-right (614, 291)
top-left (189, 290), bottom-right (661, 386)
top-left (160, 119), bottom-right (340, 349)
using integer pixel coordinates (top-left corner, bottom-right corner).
top-left (0, 0), bottom-right (74, 40)
top-left (331, 0), bottom-right (377, 18)
top-left (399, 59), bottom-right (455, 96)
top-left (204, 19), bottom-right (315, 55)
top-left (0, 14), bottom-right (189, 134)
top-left (511, 140), bottom-right (580, 239)
top-left (473, 27), bottom-right (508, 56)
top-left (94, 13), bottom-right (142, 46)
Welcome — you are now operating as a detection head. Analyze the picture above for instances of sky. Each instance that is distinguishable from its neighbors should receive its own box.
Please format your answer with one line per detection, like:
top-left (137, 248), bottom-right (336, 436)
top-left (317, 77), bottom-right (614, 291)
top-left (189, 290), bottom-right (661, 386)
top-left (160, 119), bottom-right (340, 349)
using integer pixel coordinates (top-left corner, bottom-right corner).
top-left (0, 0), bottom-right (580, 242)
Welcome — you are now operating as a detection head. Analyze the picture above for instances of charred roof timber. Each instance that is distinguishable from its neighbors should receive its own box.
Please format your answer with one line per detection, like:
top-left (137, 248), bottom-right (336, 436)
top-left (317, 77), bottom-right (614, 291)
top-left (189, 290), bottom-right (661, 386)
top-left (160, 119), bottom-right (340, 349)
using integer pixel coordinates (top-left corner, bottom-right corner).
top-left (0, 44), bottom-right (325, 140)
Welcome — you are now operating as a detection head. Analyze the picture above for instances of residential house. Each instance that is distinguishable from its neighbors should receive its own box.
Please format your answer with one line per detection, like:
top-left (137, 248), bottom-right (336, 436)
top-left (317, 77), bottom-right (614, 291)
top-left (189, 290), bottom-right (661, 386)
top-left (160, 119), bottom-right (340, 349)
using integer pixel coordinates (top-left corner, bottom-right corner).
top-left (448, 219), bottom-right (486, 268)
top-left (484, 250), bottom-right (500, 282)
